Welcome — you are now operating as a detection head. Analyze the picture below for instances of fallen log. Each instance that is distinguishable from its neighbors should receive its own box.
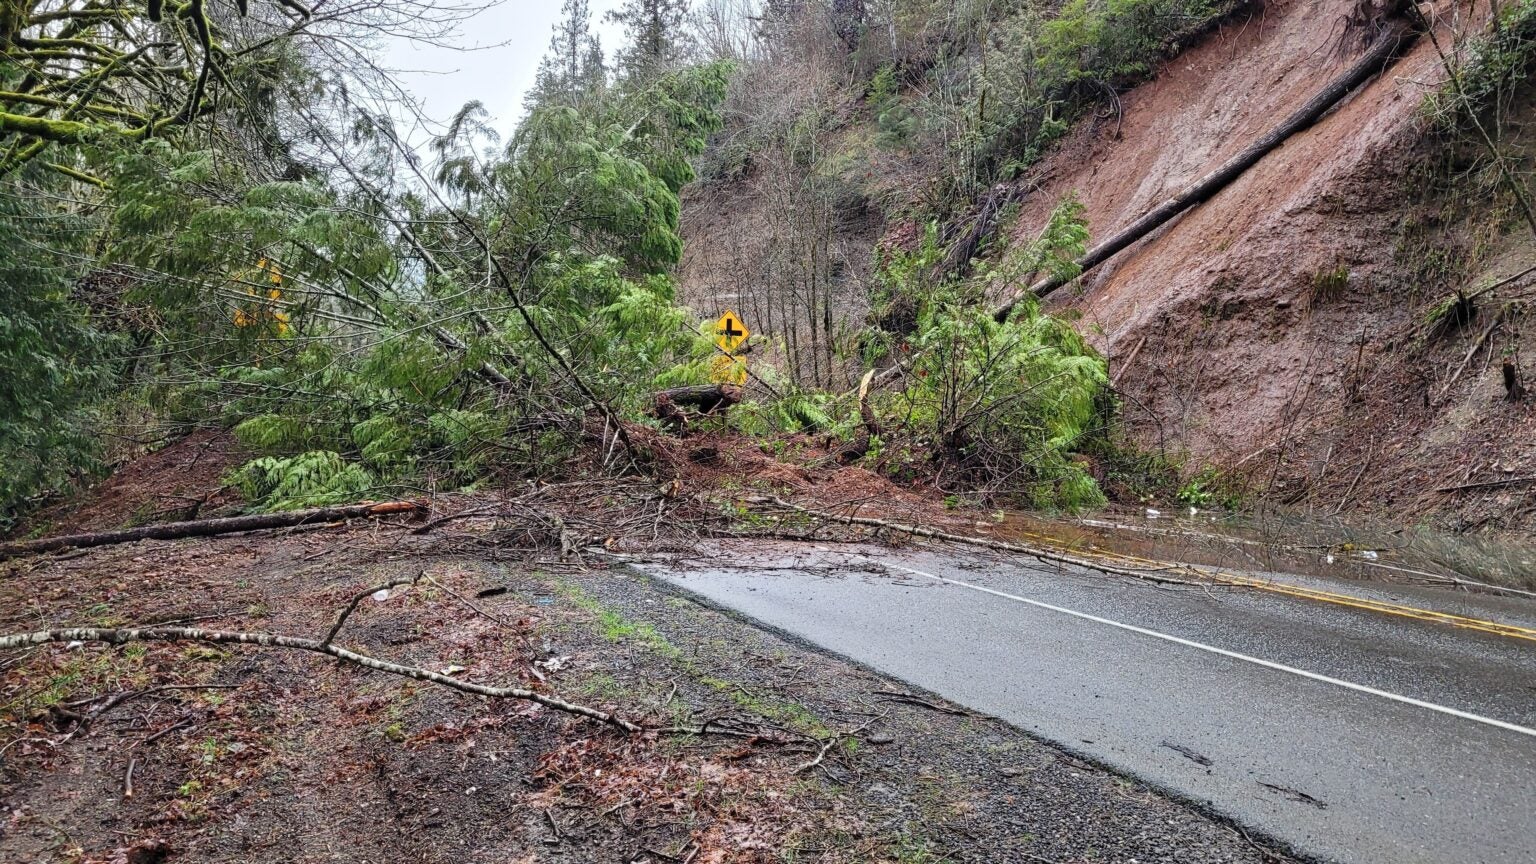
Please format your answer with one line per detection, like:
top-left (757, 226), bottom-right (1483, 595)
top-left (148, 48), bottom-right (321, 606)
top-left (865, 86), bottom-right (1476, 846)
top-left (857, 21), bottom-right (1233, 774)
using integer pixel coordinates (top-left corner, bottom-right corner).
top-left (654, 384), bottom-right (743, 431)
top-left (0, 501), bottom-right (424, 561)
top-left (994, 17), bottom-right (1420, 321)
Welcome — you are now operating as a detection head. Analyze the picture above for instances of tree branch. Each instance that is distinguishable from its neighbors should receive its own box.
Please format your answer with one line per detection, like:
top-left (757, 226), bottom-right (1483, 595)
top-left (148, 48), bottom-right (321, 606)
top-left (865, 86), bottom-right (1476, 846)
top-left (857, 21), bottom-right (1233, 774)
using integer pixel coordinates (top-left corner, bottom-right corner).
top-left (0, 626), bottom-right (642, 732)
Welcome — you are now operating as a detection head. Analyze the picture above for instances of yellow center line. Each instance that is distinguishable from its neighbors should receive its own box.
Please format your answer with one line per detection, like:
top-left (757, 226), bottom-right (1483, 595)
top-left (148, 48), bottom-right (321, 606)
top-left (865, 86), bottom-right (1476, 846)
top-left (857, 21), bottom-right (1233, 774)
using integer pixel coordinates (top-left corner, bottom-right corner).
top-left (1000, 529), bottom-right (1536, 644)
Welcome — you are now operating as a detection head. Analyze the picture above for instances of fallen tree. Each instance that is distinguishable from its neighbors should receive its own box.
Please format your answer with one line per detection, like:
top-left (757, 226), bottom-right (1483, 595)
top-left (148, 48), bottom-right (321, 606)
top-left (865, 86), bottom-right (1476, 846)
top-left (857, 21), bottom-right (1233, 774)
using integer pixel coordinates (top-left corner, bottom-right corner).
top-left (993, 16), bottom-right (1421, 321)
top-left (749, 496), bottom-right (1203, 587)
top-left (654, 384), bottom-right (743, 431)
top-left (0, 501), bottom-right (423, 561)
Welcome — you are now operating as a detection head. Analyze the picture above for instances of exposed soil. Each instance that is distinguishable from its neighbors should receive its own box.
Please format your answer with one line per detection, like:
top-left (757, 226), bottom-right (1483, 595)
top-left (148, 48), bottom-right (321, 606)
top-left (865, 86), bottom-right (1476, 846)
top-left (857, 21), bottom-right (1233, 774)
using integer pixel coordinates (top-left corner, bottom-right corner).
top-left (18, 431), bottom-right (247, 538)
top-left (999, 0), bottom-right (1536, 531)
top-left (680, 0), bottom-right (1536, 532)
top-left (0, 520), bottom-right (1286, 864)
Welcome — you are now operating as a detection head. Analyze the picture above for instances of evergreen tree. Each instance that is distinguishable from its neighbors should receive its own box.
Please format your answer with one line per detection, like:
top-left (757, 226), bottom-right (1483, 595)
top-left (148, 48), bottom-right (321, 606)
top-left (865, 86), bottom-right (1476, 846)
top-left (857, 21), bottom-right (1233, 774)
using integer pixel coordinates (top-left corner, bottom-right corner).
top-left (606, 0), bottom-right (693, 80)
top-left (0, 179), bottom-right (115, 524)
top-left (527, 0), bottom-right (607, 111)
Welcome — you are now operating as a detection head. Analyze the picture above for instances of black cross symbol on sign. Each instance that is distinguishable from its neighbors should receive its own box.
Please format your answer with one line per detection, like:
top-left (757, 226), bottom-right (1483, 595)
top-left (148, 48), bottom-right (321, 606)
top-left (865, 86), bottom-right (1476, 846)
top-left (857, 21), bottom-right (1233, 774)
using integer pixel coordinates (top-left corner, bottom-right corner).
top-left (719, 319), bottom-right (744, 340)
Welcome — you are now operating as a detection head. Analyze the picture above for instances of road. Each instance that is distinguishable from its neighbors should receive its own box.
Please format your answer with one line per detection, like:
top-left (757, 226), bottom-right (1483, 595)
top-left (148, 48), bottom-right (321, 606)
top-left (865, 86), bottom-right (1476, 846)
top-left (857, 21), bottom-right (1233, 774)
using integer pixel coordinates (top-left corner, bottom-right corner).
top-left (639, 540), bottom-right (1536, 864)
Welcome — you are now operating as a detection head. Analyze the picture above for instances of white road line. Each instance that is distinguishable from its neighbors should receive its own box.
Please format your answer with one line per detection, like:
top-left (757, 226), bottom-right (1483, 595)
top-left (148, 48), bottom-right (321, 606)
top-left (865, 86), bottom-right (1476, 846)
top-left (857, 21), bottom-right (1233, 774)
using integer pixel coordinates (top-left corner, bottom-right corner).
top-left (878, 561), bottom-right (1536, 740)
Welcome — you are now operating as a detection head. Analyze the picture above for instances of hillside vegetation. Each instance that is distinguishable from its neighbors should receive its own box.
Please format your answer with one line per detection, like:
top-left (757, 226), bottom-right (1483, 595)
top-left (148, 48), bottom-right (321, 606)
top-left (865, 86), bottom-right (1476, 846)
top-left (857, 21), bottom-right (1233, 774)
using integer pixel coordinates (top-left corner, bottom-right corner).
top-left (678, 0), bottom-right (1536, 530)
top-left (4, 0), bottom-right (1534, 532)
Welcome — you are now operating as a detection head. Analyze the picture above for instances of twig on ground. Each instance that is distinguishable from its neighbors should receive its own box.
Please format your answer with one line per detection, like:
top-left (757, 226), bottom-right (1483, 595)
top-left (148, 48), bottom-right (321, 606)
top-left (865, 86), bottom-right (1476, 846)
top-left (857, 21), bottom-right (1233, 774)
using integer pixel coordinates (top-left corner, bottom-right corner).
top-left (543, 808), bottom-right (563, 844)
top-left (123, 758), bottom-right (137, 799)
top-left (420, 573), bottom-right (519, 632)
top-left (795, 712), bottom-right (886, 775)
top-left (58, 683), bottom-right (238, 742)
top-left (1, 626), bottom-right (642, 732)
top-left (1236, 826), bottom-right (1292, 862)
top-left (599, 797), bottom-right (637, 818)
top-left (1332, 441), bottom-right (1376, 517)
top-left (136, 715), bottom-right (196, 748)
top-left (322, 573), bottom-right (424, 647)
top-left (144, 610), bottom-right (241, 627)
top-left (1438, 309), bottom-right (1507, 402)
top-left (872, 690), bottom-right (972, 716)
top-left (410, 504), bottom-right (506, 535)
top-left (1436, 476), bottom-right (1536, 494)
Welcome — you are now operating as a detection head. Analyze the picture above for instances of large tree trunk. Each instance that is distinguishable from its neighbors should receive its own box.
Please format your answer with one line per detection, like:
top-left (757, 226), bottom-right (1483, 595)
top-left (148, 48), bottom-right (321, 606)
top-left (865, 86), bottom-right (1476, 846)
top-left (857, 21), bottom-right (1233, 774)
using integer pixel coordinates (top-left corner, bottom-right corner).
top-left (993, 18), bottom-right (1420, 322)
top-left (653, 384), bottom-right (744, 431)
top-left (0, 501), bottom-right (423, 561)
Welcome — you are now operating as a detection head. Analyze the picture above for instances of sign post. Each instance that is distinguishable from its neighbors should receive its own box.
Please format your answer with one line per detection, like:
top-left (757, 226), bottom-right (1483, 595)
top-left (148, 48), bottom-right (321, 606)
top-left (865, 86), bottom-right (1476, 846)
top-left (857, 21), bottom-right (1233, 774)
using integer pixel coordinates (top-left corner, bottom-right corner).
top-left (711, 310), bottom-right (750, 386)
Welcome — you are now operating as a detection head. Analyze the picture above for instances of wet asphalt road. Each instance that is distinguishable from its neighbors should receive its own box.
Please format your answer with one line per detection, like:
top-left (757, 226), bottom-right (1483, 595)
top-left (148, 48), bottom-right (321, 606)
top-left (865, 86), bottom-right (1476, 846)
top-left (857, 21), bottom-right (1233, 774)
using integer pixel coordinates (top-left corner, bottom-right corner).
top-left (639, 542), bottom-right (1536, 864)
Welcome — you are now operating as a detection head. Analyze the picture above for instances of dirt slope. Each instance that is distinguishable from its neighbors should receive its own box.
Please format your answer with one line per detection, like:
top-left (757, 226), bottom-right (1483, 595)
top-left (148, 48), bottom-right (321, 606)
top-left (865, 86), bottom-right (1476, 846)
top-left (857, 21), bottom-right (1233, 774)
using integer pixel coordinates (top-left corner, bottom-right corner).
top-left (676, 0), bottom-right (1536, 530)
top-left (1011, 0), bottom-right (1431, 452)
top-left (998, 0), bottom-right (1536, 529)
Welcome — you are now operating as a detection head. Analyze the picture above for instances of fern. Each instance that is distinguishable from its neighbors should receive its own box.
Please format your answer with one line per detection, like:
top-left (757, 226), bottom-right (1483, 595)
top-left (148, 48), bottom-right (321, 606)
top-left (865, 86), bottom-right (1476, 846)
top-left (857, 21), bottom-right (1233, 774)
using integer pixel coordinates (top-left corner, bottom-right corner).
top-left (352, 415), bottom-right (417, 471)
top-left (233, 414), bottom-right (315, 454)
top-left (230, 451), bottom-right (376, 511)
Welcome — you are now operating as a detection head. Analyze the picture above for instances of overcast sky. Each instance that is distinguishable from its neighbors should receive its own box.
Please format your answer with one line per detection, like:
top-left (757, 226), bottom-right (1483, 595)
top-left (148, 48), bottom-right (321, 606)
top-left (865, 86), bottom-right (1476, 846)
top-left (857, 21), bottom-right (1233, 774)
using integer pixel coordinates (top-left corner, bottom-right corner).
top-left (378, 1), bottom-right (627, 143)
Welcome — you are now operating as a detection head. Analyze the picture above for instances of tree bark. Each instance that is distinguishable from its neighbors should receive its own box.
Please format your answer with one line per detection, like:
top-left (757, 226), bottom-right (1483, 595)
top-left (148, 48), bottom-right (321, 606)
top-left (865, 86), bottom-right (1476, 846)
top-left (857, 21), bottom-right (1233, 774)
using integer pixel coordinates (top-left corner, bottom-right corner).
top-left (993, 19), bottom-right (1420, 321)
top-left (655, 384), bottom-right (743, 415)
top-left (0, 501), bottom-right (423, 561)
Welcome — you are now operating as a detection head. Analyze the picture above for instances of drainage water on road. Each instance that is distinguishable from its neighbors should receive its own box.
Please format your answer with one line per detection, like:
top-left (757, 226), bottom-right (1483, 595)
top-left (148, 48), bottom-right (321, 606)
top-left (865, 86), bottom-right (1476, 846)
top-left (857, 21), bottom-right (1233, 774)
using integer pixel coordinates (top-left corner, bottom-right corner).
top-left (993, 505), bottom-right (1536, 593)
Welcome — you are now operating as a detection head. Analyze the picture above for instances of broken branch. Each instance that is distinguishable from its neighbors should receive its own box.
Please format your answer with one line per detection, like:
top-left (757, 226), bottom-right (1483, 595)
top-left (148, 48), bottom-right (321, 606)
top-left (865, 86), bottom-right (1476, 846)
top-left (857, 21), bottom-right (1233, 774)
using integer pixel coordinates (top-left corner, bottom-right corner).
top-left (0, 501), bottom-right (425, 561)
top-left (0, 626), bottom-right (641, 732)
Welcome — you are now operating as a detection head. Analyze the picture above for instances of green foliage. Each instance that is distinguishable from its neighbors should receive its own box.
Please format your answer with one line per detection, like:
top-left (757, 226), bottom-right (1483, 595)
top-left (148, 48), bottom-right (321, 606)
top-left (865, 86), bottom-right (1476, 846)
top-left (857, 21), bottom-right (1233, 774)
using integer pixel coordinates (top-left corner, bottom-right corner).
top-left (1426, 0), bottom-right (1536, 129)
top-left (0, 0), bottom-right (747, 528)
top-left (1177, 467), bottom-right (1244, 510)
top-left (0, 177), bottom-right (116, 526)
top-left (981, 193), bottom-right (1091, 290)
top-left (736, 388), bottom-right (857, 438)
top-left (352, 416), bottom-right (417, 471)
top-left (606, 0), bottom-right (692, 80)
top-left (1039, 0), bottom-right (1214, 85)
top-left (870, 65), bottom-right (916, 147)
top-left (869, 198), bottom-right (1106, 509)
top-left (234, 415), bottom-right (316, 455)
top-left (229, 451), bottom-right (376, 511)
top-left (69, 56), bottom-right (733, 513)
top-left (427, 410), bottom-right (512, 482)
top-left (1309, 264), bottom-right (1350, 306)
top-left (923, 0), bottom-right (1226, 199)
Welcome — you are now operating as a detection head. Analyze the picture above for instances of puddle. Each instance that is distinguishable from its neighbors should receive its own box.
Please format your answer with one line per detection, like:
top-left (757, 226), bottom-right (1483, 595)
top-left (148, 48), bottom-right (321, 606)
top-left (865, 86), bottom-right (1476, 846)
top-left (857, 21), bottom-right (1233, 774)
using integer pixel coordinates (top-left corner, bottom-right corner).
top-left (994, 505), bottom-right (1536, 594)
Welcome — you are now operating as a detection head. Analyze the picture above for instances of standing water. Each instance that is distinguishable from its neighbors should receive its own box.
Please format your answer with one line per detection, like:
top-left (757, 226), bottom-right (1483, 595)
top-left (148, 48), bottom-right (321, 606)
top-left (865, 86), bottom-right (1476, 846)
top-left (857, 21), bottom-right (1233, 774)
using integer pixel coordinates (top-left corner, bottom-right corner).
top-left (994, 505), bottom-right (1536, 595)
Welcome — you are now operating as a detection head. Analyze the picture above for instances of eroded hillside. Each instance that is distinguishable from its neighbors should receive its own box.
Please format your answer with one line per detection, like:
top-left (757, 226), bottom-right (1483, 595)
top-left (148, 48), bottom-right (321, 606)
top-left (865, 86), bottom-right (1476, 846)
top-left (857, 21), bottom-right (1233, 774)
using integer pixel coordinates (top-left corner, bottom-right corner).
top-left (680, 0), bottom-right (1536, 531)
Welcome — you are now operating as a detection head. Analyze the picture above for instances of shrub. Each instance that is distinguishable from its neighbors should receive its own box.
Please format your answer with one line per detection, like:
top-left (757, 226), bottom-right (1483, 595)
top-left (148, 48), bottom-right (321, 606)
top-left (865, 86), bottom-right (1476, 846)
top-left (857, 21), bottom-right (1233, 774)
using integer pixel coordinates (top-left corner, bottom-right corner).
top-left (866, 198), bottom-right (1107, 509)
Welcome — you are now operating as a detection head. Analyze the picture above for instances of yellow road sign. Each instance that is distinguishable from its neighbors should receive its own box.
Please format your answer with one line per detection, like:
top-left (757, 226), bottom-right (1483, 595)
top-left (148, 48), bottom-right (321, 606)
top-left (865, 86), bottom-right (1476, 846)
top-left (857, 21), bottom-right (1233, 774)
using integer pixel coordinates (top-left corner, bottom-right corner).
top-left (710, 354), bottom-right (748, 386)
top-left (714, 310), bottom-right (749, 353)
